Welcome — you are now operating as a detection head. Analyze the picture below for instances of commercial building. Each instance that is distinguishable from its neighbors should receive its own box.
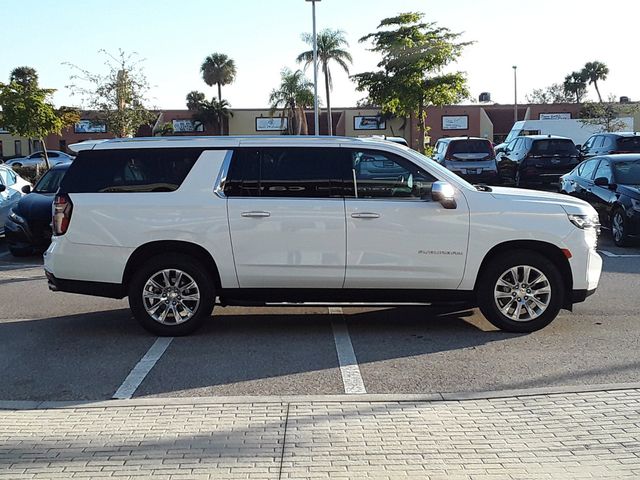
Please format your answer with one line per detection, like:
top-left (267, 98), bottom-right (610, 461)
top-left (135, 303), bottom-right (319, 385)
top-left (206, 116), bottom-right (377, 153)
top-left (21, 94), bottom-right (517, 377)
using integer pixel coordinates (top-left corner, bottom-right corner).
top-left (1, 102), bottom-right (638, 160)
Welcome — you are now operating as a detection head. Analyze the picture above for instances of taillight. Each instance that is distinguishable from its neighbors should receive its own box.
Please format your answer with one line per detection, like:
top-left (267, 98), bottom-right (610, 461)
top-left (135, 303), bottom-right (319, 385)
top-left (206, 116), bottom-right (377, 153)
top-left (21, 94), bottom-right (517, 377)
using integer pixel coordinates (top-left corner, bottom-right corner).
top-left (53, 194), bottom-right (73, 236)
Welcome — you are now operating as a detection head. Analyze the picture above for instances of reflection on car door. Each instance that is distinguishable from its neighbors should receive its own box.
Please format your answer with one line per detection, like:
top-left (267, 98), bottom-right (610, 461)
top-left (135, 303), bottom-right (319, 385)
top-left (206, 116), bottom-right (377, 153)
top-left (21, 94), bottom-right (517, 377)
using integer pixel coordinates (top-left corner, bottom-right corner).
top-left (588, 159), bottom-right (616, 223)
top-left (573, 158), bottom-right (599, 201)
top-left (343, 148), bottom-right (469, 289)
top-left (225, 147), bottom-right (347, 288)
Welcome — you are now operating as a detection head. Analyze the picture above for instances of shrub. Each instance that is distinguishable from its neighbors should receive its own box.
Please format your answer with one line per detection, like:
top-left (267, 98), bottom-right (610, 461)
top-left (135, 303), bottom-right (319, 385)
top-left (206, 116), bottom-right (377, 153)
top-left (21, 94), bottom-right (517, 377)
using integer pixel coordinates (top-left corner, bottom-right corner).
top-left (11, 165), bottom-right (43, 185)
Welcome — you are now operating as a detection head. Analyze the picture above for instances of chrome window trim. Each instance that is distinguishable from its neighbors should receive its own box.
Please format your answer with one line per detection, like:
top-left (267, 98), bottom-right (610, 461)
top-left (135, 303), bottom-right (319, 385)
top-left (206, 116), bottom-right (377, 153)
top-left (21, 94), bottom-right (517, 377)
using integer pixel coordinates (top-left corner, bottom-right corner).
top-left (213, 150), bottom-right (233, 198)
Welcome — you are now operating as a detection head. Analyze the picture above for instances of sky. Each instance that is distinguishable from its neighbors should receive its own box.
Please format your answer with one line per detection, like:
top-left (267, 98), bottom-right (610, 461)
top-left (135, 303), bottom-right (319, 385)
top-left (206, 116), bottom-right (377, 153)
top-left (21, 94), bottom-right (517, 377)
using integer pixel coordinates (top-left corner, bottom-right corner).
top-left (1, 0), bottom-right (638, 110)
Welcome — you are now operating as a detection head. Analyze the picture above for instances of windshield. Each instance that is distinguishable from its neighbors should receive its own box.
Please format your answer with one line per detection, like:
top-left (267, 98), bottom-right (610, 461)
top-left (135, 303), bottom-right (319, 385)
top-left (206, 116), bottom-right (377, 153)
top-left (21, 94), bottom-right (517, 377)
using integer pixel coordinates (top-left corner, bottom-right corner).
top-left (407, 149), bottom-right (476, 190)
top-left (613, 160), bottom-right (640, 185)
top-left (34, 168), bottom-right (66, 193)
top-left (531, 139), bottom-right (578, 155)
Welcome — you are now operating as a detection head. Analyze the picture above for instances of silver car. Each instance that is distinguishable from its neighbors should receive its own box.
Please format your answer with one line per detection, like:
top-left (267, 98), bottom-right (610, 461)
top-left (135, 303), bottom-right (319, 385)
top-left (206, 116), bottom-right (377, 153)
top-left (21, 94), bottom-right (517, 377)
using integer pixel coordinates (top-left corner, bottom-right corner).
top-left (0, 166), bottom-right (32, 234)
top-left (4, 150), bottom-right (74, 168)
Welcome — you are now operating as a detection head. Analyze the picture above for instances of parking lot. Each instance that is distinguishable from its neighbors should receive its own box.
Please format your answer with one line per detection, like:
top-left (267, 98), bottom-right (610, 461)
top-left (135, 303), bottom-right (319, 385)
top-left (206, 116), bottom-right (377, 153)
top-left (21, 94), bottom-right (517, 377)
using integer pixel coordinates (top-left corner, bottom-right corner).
top-left (1, 234), bottom-right (639, 402)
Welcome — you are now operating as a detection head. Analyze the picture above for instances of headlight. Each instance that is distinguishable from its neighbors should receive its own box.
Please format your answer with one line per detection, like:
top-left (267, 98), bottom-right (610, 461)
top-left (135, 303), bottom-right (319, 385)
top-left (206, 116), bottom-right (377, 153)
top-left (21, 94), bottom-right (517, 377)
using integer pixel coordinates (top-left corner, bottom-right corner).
top-left (568, 213), bottom-right (600, 230)
top-left (631, 199), bottom-right (640, 212)
top-left (8, 210), bottom-right (25, 224)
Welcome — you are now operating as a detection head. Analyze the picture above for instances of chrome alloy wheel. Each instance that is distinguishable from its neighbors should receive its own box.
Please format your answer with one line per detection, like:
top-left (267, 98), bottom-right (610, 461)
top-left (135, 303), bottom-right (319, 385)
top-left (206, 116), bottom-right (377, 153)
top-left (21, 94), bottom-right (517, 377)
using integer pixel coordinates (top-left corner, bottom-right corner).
top-left (142, 269), bottom-right (201, 325)
top-left (612, 212), bottom-right (624, 243)
top-left (493, 266), bottom-right (551, 322)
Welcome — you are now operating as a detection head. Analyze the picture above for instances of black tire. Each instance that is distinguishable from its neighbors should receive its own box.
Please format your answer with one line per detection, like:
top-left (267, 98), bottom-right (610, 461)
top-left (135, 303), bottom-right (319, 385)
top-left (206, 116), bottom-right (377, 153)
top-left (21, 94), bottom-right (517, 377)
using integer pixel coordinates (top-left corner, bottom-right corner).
top-left (477, 250), bottom-right (565, 333)
top-left (8, 245), bottom-right (33, 257)
top-left (611, 208), bottom-right (631, 247)
top-left (128, 254), bottom-right (215, 336)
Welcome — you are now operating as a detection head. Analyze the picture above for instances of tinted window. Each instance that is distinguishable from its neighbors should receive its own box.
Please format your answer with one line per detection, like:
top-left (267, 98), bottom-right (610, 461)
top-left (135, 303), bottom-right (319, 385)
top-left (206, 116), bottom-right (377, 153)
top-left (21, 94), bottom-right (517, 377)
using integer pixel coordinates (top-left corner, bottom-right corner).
top-left (531, 139), bottom-right (577, 155)
top-left (448, 139), bottom-right (493, 154)
top-left (347, 149), bottom-right (436, 200)
top-left (34, 168), bottom-right (67, 194)
top-left (579, 159), bottom-right (598, 179)
top-left (60, 148), bottom-right (202, 193)
top-left (583, 136), bottom-right (595, 150)
top-left (613, 160), bottom-right (640, 184)
top-left (225, 148), bottom-right (347, 198)
top-left (593, 160), bottom-right (613, 183)
top-left (617, 137), bottom-right (640, 152)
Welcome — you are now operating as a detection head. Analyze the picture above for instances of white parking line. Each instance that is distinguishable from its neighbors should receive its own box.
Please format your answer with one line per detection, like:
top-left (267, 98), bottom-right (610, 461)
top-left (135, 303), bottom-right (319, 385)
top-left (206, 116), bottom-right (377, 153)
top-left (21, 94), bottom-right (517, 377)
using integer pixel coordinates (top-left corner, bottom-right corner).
top-left (329, 307), bottom-right (366, 394)
top-left (599, 250), bottom-right (640, 258)
top-left (112, 337), bottom-right (173, 399)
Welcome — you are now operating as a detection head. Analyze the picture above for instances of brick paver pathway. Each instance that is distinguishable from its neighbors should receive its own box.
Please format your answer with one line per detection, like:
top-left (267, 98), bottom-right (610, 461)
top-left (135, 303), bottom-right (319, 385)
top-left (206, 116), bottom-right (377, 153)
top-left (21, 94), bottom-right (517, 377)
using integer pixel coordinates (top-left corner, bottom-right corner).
top-left (1, 389), bottom-right (639, 479)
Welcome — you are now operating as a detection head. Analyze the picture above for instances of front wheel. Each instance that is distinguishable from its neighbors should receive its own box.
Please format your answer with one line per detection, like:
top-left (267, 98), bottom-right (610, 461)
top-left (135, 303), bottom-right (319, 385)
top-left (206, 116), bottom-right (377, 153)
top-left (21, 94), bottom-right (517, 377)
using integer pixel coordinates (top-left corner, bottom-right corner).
top-left (611, 208), bottom-right (631, 247)
top-left (477, 250), bottom-right (565, 333)
top-left (129, 254), bottom-right (215, 336)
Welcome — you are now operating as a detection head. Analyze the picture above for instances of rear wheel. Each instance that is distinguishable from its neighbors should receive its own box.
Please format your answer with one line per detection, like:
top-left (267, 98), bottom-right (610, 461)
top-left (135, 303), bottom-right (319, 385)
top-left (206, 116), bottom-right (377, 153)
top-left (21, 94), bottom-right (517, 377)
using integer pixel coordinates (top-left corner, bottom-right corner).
top-left (611, 208), bottom-right (631, 247)
top-left (477, 250), bottom-right (564, 333)
top-left (128, 254), bottom-right (215, 336)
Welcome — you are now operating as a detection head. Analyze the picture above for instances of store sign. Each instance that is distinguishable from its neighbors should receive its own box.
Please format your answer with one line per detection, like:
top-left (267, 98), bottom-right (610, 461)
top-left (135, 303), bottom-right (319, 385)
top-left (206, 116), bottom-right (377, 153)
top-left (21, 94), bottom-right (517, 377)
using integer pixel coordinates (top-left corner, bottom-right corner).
top-left (172, 119), bottom-right (203, 133)
top-left (539, 113), bottom-right (572, 120)
top-left (74, 120), bottom-right (107, 133)
top-left (442, 115), bottom-right (469, 130)
top-left (354, 115), bottom-right (386, 130)
top-left (256, 117), bottom-right (288, 131)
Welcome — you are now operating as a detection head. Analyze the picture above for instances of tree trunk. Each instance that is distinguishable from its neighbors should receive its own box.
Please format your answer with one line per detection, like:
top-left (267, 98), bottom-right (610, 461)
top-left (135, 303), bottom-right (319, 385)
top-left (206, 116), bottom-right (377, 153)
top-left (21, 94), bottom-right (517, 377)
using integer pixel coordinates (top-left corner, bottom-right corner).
top-left (594, 82), bottom-right (603, 103)
top-left (418, 100), bottom-right (426, 154)
top-left (324, 65), bottom-right (332, 136)
top-left (217, 83), bottom-right (222, 103)
top-left (40, 137), bottom-right (51, 170)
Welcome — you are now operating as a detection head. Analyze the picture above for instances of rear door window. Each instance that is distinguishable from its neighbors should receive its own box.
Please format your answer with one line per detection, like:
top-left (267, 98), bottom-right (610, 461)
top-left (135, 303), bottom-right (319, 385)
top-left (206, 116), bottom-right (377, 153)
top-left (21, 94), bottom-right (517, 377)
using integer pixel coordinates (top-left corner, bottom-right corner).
top-left (593, 160), bottom-right (613, 183)
top-left (59, 148), bottom-right (202, 193)
top-left (225, 147), bottom-right (347, 198)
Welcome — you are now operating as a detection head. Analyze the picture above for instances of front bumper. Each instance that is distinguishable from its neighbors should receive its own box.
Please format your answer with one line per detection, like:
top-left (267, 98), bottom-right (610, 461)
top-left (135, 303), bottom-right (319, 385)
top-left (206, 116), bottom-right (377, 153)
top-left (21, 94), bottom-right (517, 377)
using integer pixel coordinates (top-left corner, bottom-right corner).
top-left (4, 217), bottom-right (51, 251)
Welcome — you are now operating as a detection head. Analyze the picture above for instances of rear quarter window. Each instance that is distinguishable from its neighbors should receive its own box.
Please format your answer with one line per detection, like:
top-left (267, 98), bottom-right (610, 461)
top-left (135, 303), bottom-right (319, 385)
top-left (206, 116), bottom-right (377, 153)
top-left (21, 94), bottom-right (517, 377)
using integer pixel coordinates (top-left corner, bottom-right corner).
top-left (59, 148), bottom-right (203, 193)
top-left (617, 137), bottom-right (640, 152)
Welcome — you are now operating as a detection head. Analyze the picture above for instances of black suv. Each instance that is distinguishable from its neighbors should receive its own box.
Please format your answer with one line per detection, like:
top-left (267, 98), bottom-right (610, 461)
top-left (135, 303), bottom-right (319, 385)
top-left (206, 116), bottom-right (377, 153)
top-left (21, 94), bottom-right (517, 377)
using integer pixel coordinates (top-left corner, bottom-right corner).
top-left (497, 135), bottom-right (580, 187)
top-left (580, 132), bottom-right (640, 159)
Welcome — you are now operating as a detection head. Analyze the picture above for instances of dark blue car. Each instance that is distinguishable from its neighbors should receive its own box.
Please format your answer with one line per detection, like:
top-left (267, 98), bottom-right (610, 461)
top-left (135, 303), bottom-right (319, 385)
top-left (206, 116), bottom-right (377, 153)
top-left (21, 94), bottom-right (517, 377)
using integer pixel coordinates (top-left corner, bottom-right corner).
top-left (559, 154), bottom-right (640, 246)
top-left (4, 163), bottom-right (70, 256)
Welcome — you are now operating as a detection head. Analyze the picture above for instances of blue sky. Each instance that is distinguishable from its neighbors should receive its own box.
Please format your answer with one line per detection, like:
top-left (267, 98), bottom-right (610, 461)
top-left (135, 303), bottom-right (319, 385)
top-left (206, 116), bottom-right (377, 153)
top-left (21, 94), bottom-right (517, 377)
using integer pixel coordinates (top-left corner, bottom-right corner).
top-left (1, 0), bottom-right (638, 109)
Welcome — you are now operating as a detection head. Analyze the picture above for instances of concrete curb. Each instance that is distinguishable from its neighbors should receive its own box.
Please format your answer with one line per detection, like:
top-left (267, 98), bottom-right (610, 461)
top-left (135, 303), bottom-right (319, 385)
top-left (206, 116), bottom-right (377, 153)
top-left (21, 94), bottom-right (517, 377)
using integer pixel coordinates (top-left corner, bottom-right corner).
top-left (2, 382), bottom-right (640, 411)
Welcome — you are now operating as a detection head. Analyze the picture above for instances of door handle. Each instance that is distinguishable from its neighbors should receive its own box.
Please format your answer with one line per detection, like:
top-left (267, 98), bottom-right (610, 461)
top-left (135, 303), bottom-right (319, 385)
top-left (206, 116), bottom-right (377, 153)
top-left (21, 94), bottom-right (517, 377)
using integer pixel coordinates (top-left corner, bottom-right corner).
top-left (351, 212), bottom-right (380, 219)
top-left (241, 211), bottom-right (270, 218)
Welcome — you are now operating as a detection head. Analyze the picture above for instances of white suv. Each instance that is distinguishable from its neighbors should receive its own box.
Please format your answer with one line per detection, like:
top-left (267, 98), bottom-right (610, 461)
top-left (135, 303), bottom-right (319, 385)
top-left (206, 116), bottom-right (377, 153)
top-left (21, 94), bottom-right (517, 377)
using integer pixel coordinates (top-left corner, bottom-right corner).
top-left (44, 136), bottom-right (602, 335)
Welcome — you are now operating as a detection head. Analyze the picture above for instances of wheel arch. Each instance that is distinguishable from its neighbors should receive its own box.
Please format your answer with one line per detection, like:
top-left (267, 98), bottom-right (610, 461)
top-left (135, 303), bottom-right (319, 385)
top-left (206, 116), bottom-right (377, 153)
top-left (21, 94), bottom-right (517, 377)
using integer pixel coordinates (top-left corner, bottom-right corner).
top-left (122, 240), bottom-right (222, 291)
top-left (474, 240), bottom-right (573, 307)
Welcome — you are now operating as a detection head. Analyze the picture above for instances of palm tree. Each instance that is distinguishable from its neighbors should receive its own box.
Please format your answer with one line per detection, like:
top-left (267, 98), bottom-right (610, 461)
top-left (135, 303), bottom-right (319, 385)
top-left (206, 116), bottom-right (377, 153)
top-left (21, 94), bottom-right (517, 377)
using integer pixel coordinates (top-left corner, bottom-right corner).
top-left (268, 69), bottom-right (314, 135)
top-left (187, 94), bottom-right (233, 135)
top-left (563, 71), bottom-right (588, 104)
top-left (582, 61), bottom-right (609, 103)
top-left (186, 90), bottom-right (205, 111)
top-left (10, 66), bottom-right (39, 88)
top-left (297, 29), bottom-right (352, 135)
top-left (200, 53), bottom-right (237, 102)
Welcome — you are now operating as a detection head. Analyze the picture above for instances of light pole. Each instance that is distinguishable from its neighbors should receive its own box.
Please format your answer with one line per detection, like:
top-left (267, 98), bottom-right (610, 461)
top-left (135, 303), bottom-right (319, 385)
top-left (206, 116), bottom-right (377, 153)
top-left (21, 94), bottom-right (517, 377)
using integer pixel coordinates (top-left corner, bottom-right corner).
top-left (306, 0), bottom-right (320, 135)
top-left (512, 65), bottom-right (518, 124)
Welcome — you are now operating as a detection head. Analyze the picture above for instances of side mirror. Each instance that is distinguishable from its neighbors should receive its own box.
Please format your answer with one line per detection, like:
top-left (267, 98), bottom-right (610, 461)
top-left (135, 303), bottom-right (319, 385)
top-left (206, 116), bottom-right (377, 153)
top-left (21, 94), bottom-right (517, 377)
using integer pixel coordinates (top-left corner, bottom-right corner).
top-left (431, 181), bottom-right (457, 209)
top-left (575, 144), bottom-right (582, 151)
top-left (21, 185), bottom-right (31, 194)
top-left (0, 184), bottom-right (5, 193)
top-left (594, 177), bottom-right (609, 187)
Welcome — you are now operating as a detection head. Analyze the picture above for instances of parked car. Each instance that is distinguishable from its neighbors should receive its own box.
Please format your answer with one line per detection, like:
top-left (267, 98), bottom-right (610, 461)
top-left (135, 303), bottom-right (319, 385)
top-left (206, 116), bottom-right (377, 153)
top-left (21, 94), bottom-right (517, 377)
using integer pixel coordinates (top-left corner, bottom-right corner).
top-left (4, 163), bottom-right (70, 256)
top-left (497, 135), bottom-right (580, 187)
top-left (559, 154), bottom-right (640, 246)
top-left (432, 137), bottom-right (500, 184)
top-left (4, 150), bottom-right (74, 168)
top-left (579, 132), bottom-right (640, 159)
top-left (44, 136), bottom-right (602, 336)
top-left (0, 166), bottom-right (32, 234)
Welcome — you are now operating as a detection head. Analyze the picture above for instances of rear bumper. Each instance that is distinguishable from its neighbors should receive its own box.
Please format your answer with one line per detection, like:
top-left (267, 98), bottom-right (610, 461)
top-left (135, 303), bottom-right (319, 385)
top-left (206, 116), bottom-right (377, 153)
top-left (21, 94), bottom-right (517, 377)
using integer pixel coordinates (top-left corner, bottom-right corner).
top-left (45, 270), bottom-right (125, 299)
